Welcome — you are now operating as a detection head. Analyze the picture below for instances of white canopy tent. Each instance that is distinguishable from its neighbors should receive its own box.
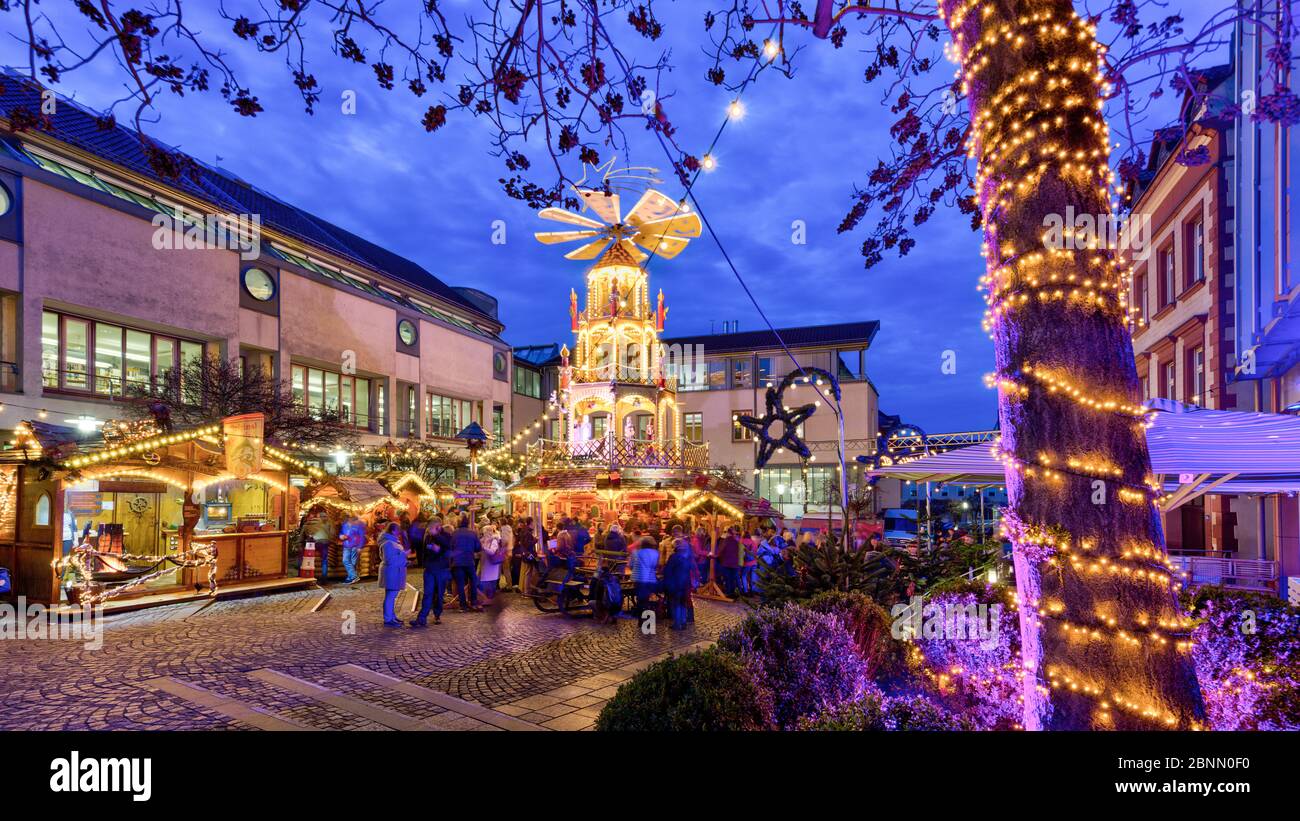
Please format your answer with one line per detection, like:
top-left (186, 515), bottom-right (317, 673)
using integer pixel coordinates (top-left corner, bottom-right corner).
top-left (869, 406), bottom-right (1300, 512)
top-left (868, 407), bottom-right (1300, 593)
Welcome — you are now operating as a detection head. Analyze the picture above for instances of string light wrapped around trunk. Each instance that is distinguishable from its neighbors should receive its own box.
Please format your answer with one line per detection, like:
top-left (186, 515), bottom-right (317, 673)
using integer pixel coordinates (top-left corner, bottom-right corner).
top-left (939, 0), bottom-right (1206, 729)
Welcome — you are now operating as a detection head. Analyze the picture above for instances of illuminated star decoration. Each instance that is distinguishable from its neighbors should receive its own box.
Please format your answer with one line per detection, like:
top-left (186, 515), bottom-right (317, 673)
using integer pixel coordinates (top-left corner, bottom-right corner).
top-left (738, 367), bottom-right (842, 468)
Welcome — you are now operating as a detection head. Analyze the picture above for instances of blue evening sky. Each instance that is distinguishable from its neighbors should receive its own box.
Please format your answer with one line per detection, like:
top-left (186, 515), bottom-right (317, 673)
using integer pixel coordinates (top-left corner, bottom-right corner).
top-left (0, 1), bottom-right (1212, 433)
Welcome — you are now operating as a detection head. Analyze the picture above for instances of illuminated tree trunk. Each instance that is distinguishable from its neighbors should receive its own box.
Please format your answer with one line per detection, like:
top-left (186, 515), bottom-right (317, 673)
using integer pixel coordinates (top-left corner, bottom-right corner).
top-left (938, 0), bottom-right (1205, 729)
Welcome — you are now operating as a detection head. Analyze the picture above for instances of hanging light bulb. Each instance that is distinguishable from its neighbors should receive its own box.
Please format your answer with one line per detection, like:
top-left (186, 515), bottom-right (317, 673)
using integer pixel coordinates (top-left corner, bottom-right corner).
top-left (726, 99), bottom-right (746, 121)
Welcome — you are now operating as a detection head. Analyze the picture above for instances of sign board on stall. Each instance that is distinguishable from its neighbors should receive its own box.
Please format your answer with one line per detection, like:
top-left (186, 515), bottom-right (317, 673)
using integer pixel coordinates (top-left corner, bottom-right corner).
top-left (66, 491), bottom-right (103, 517)
top-left (223, 413), bottom-right (265, 479)
top-left (182, 502), bottom-right (201, 535)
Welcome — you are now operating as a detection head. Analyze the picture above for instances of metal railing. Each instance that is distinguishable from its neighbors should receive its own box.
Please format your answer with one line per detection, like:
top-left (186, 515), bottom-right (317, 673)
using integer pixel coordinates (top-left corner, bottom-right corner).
top-left (524, 434), bottom-right (709, 472)
top-left (570, 364), bottom-right (676, 389)
top-left (1167, 555), bottom-right (1278, 593)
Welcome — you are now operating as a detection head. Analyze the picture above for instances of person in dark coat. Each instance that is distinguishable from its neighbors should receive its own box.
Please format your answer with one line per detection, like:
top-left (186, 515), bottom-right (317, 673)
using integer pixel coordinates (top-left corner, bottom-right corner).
top-left (716, 526), bottom-right (742, 598)
top-left (449, 516), bottom-right (482, 611)
top-left (662, 539), bottom-right (693, 630)
top-left (408, 514), bottom-right (428, 568)
top-left (512, 518), bottom-right (538, 593)
top-left (604, 523), bottom-right (628, 556)
top-left (569, 519), bottom-right (592, 556)
top-left (411, 518), bottom-right (452, 626)
top-left (378, 523), bottom-right (407, 627)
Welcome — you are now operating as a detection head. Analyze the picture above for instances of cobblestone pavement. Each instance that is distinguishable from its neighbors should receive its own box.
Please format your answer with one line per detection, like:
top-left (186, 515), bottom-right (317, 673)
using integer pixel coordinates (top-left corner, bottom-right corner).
top-left (0, 571), bottom-right (746, 731)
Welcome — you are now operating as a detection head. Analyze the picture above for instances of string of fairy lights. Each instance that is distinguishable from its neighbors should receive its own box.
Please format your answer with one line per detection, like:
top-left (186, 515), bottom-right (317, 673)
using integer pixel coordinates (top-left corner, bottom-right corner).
top-left (937, 0), bottom-right (1202, 728)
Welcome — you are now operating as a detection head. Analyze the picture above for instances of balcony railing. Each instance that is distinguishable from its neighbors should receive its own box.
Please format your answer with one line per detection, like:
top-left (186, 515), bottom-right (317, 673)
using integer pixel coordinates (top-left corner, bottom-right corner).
top-left (1167, 555), bottom-right (1278, 594)
top-left (525, 434), bottom-right (708, 472)
top-left (570, 365), bottom-right (676, 390)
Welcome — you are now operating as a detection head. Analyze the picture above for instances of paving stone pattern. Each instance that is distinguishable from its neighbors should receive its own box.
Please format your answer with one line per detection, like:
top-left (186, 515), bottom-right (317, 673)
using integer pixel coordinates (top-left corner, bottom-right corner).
top-left (0, 573), bottom-right (744, 731)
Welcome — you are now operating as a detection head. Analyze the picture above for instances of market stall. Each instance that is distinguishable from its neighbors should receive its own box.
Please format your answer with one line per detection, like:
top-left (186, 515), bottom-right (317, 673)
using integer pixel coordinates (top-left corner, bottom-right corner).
top-left (0, 414), bottom-right (318, 607)
top-left (370, 470), bottom-right (457, 519)
top-left (299, 476), bottom-right (402, 580)
top-left (674, 476), bottom-right (781, 600)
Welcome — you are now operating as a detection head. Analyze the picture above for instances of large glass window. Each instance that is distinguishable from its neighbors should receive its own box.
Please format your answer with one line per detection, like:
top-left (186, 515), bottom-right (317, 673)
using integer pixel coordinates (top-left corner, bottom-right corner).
top-left (41, 311), bottom-right (58, 388)
top-left (64, 317), bottom-right (89, 390)
top-left (683, 412), bottom-right (703, 444)
top-left (806, 466), bottom-right (837, 505)
top-left (291, 363), bottom-right (372, 430)
top-left (1185, 217), bottom-right (1205, 287)
top-left (731, 358), bottom-right (752, 388)
top-left (426, 392), bottom-right (476, 438)
top-left (94, 322), bottom-right (122, 394)
top-left (1159, 246), bottom-right (1176, 306)
top-left (1187, 346), bottom-right (1205, 405)
top-left (1132, 272), bottom-right (1148, 324)
top-left (124, 330), bottom-right (151, 393)
top-left (678, 358), bottom-right (707, 391)
top-left (707, 360), bottom-right (727, 389)
top-left (41, 309), bottom-right (203, 398)
top-left (732, 409), bottom-right (753, 442)
top-left (837, 349), bottom-right (864, 380)
top-left (757, 466), bottom-right (800, 506)
top-left (513, 364), bottom-right (542, 398)
top-left (402, 385), bottom-right (418, 437)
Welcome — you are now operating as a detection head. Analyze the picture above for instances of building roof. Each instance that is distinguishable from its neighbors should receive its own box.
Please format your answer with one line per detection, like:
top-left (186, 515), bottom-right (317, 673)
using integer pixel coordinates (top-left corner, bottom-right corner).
top-left (1129, 64), bottom-right (1233, 201)
top-left (662, 320), bottom-right (880, 354)
top-left (594, 240), bottom-right (641, 268)
top-left (0, 72), bottom-right (496, 325)
top-left (512, 343), bottom-right (564, 368)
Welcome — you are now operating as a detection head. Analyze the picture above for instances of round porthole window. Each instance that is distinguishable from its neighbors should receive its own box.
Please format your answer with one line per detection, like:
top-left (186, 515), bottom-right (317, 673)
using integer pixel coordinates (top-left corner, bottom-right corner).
top-left (242, 267), bottom-right (276, 301)
top-left (0, 184), bottom-right (11, 217)
top-left (398, 318), bottom-right (418, 346)
top-left (494, 352), bottom-right (507, 375)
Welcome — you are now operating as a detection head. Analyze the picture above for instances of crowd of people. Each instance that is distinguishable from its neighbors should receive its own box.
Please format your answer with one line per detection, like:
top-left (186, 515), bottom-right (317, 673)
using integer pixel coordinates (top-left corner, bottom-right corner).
top-left (302, 506), bottom-right (882, 630)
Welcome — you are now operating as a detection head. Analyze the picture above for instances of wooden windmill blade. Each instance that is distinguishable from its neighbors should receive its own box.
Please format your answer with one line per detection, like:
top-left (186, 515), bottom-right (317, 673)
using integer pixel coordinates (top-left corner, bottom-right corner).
top-left (537, 207), bottom-right (607, 229)
top-left (623, 189), bottom-right (689, 227)
top-left (535, 229), bottom-right (604, 245)
top-left (634, 234), bottom-right (691, 259)
top-left (577, 189), bottom-right (621, 225)
top-left (634, 212), bottom-right (703, 242)
top-left (563, 238), bottom-right (614, 260)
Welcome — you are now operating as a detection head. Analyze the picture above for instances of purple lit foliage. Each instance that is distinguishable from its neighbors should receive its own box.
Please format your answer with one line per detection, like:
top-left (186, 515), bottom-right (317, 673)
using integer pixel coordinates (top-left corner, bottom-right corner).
top-left (1254, 92), bottom-right (1300, 127)
top-left (1186, 588), bottom-right (1300, 731)
top-left (800, 691), bottom-right (974, 731)
top-left (912, 588), bottom-right (1023, 730)
top-left (717, 603), bottom-right (869, 731)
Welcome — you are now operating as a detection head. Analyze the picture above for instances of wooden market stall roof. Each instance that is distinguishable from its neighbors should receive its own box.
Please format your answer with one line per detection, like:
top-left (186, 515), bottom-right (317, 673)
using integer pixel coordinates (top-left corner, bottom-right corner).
top-left (675, 477), bottom-right (780, 520)
top-left (312, 477), bottom-right (397, 504)
top-left (368, 470), bottom-right (456, 499)
top-left (39, 419), bottom-right (324, 478)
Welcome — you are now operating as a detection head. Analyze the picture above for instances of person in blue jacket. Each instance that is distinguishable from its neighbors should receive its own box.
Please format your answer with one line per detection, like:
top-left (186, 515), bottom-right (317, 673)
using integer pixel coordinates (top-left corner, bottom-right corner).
top-left (378, 523), bottom-right (407, 627)
top-left (339, 514), bottom-right (366, 584)
top-left (411, 519), bottom-right (452, 626)
top-left (449, 516), bottom-right (483, 612)
top-left (662, 539), bottom-right (694, 630)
